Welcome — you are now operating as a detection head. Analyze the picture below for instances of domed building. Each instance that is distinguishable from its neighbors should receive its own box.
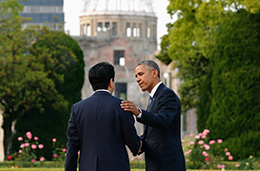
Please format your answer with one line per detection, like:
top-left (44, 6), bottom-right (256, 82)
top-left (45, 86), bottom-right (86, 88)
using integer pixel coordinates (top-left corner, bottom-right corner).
top-left (74, 0), bottom-right (158, 108)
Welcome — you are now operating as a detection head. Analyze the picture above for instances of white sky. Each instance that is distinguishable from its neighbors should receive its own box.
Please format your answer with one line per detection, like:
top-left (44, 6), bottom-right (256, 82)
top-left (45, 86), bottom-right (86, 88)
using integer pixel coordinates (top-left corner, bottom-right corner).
top-left (63, 0), bottom-right (176, 48)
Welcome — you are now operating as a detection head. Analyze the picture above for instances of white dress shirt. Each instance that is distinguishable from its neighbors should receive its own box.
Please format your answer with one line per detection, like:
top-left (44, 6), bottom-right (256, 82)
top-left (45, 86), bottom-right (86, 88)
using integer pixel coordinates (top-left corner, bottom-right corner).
top-left (136, 81), bottom-right (162, 118)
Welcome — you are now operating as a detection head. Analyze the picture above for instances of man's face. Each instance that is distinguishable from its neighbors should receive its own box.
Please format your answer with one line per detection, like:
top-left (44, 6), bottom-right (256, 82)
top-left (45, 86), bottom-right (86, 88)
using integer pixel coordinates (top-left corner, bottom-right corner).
top-left (135, 64), bottom-right (156, 93)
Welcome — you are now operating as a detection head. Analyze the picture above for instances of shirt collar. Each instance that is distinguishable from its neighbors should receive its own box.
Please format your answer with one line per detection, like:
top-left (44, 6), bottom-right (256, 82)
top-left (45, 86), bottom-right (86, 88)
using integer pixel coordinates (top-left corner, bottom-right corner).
top-left (95, 89), bottom-right (111, 94)
top-left (149, 82), bottom-right (162, 98)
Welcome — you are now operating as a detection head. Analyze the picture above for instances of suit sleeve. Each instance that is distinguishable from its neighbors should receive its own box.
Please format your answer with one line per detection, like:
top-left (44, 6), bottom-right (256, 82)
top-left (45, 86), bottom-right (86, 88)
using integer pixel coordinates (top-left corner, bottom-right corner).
top-left (138, 89), bottom-right (180, 128)
top-left (65, 105), bottom-right (80, 171)
top-left (121, 110), bottom-right (141, 156)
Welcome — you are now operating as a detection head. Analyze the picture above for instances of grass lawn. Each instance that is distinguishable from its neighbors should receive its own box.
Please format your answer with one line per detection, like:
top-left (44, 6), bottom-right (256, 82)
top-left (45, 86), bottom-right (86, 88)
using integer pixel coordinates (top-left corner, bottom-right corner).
top-left (0, 169), bottom-right (251, 171)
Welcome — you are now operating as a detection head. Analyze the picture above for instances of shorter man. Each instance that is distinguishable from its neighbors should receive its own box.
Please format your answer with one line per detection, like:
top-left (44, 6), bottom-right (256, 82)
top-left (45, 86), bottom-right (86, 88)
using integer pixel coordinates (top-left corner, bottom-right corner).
top-left (65, 62), bottom-right (141, 171)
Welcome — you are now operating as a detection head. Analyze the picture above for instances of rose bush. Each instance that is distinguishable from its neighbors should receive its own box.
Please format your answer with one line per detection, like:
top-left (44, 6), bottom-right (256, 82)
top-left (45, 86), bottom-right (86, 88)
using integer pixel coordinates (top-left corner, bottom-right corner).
top-left (184, 129), bottom-right (234, 170)
top-left (11, 132), bottom-right (67, 167)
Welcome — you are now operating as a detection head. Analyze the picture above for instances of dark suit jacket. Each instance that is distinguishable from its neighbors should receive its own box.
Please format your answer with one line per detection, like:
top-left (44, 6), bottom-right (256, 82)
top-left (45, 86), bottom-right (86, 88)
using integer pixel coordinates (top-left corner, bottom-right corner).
top-left (65, 91), bottom-right (140, 171)
top-left (137, 83), bottom-right (186, 171)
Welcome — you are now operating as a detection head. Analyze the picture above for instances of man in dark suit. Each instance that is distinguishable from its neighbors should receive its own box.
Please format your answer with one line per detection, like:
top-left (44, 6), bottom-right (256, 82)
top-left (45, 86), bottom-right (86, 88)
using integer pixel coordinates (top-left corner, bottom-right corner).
top-left (121, 60), bottom-right (186, 171)
top-left (65, 62), bottom-right (141, 171)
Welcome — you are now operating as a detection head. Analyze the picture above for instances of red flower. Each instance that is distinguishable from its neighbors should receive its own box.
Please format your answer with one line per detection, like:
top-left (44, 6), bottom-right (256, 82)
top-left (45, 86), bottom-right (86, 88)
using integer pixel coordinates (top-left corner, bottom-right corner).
top-left (8, 156), bottom-right (12, 160)
top-left (205, 158), bottom-right (209, 162)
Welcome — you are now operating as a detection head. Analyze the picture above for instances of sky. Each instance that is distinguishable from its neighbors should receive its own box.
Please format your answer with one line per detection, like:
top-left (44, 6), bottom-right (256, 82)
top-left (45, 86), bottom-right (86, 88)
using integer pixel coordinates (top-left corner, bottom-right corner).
top-left (63, 0), bottom-right (176, 48)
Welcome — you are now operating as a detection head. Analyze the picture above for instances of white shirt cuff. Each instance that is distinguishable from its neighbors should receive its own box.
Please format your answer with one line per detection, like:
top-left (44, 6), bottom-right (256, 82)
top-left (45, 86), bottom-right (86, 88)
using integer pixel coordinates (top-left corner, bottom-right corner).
top-left (136, 108), bottom-right (142, 118)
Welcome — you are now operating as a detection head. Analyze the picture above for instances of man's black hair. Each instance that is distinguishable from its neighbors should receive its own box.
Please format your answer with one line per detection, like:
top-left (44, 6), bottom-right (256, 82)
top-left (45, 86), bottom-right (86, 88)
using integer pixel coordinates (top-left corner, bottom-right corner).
top-left (88, 62), bottom-right (115, 91)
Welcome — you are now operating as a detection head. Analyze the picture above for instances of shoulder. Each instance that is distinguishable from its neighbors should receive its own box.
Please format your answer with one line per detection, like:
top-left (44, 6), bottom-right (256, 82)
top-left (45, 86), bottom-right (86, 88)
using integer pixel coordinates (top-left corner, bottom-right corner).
top-left (157, 84), bottom-right (180, 102)
top-left (159, 84), bottom-right (178, 96)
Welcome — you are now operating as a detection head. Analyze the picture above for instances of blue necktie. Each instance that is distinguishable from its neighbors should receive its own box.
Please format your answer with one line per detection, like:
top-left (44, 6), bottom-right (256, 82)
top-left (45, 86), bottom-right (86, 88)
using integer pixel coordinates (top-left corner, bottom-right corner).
top-left (147, 96), bottom-right (152, 111)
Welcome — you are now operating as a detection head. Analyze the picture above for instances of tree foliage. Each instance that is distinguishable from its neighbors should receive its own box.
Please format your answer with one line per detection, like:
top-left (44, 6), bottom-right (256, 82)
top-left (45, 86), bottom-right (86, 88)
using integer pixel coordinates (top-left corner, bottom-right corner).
top-left (12, 31), bottom-right (85, 160)
top-left (157, 0), bottom-right (260, 159)
top-left (0, 0), bottom-right (74, 159)
top-left (206, 10), bottom-right (260, 159)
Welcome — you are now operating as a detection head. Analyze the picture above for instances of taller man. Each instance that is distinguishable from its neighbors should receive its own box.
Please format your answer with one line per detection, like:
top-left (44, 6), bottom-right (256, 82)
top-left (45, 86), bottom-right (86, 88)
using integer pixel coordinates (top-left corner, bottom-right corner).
top-left (121, 60), bottom-right (186, 171)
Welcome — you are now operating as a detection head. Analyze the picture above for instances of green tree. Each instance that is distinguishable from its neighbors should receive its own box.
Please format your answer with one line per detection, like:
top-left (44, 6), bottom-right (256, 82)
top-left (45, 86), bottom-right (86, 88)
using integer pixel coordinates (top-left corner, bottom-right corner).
top-left (12, 31), bottom-right (85, 160)
top-left (157, 0), bottom-right (260, 159)
top-left (0, 0), bottom-right (67, 159)
top-left (206, 9), bottom-right (260, 159)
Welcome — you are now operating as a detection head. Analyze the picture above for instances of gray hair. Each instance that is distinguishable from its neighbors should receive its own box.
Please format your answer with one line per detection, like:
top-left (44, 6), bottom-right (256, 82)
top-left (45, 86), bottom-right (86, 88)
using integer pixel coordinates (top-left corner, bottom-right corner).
top-left (136, 60), bottom-right (160, 78)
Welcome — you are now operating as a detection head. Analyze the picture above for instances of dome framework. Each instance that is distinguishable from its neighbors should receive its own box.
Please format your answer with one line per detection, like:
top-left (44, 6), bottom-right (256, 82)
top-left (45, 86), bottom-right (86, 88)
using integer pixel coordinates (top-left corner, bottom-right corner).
top-left (82, 0), bottom-right (154, 13)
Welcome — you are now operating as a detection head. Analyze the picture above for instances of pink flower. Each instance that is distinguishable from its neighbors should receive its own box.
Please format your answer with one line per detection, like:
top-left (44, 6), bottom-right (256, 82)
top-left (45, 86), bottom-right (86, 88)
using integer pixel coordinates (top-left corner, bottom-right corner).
top-left (204, 145), bottom-right (210, 150)
top-left (217, 139), bottom-right (223, 143)
top-left (198, 140), bottom-right (204, 145)
top-left (24, 143), bottom-right (30, 147)
top-left (235, 163), bottom-right (239, 167)
top-left (201, 135), bottom-right (206, 139)
top-left (62, 148), bottom-right (67, 152)
top-left (202, 129), bottom-right (210, 136)
top-left (31, 159), bottom-right (35, 162)
top-left (131, 157), bottom-right (134, 161)
top-left (18, 137), bottom-right (23, 141)
top-left (18, 150), bottom-right (22, 154)
top-left (34, 137), bottom-right (38, 141)
top-left (40, 157), bottom-right (45, 162)
top-left (198, 133), bottom-right (203, 137)
top-left (38, 144), bottom-right (44, 149)
top-left (189, 134), bottom-right (193, 137)
top-left (185, 149), bottom-right (192, 155)
top-left (202, 151), bottom-right (208, 157)
top-left (217, 164), bottom-right (225, 169)
top-left (20, 144), bottom-right (25, 148)
top-left (205, 157), bottom-right (209, 161)
top-left (52, 138), bottom-right (56, 142)
top-left (224, 148), bottom-right (228, 151)
top-left (31, 144), bottom-right (37, 149)
top-left (228, 155), bottom-right (233, 160)
top-left (188, 141), bottom-right (195, 145)
top-left (53, 154), bottom-right (57, 158)
top-left (225, 152), bottom-right (231, 156)
top-left (209, 140), bottom-right (215, 145)
top-left (195, 135), bottom-right (200, 139)
top-left (26, 132), bottom-right (32, 139)
top-left (78, 151), bottom-right (80, 155)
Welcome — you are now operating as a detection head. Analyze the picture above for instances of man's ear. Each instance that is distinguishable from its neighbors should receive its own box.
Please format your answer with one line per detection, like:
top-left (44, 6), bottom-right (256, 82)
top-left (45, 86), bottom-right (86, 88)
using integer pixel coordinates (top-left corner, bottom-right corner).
top-left (153, 69), bottom-right (159, 78)
top-left (108, 78), bottom-right (114, 88)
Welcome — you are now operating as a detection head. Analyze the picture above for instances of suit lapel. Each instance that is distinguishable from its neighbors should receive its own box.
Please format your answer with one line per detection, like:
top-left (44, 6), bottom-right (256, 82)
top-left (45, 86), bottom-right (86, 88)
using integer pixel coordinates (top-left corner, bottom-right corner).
top-left (144, 83), bottom-right (165, 138)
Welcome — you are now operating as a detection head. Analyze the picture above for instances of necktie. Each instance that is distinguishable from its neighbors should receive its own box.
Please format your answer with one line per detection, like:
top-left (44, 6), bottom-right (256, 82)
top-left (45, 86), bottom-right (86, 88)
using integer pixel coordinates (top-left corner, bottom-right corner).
top-left (147, 96), bottom-right (152, 111)
top-left (145, 96), bottom-right (153, 139)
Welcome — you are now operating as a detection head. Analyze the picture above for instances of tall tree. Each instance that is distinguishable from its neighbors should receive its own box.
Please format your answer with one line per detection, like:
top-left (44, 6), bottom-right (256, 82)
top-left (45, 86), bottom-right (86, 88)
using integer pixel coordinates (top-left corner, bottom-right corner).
top-left (12, 32), bottom-right (85, 160)
top-left (157, 0), bottom-right (260, 159)
top-left (0, 0), bottom-right (67, 159)
top-left (206, 9), bottom-right (260, 159)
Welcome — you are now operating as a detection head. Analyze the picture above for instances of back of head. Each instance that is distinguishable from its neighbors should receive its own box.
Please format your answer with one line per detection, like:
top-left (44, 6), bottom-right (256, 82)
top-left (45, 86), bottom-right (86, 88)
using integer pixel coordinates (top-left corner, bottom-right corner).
top-left (88, 62), bottom-right (115, 91)
top-left (137, 60), bottom-right (160, 79)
